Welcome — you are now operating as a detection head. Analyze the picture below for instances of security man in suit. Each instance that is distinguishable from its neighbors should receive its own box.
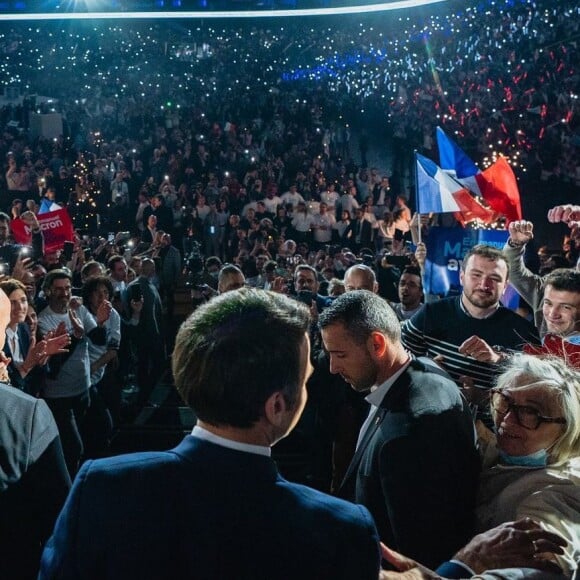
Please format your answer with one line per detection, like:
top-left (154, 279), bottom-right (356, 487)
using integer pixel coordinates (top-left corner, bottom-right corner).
top-left (0, 289), bottom-right (71, 580)
top-left (320, 290), bottom-right (481, 570)
top-left (40, 289), bottom-right (381, 580)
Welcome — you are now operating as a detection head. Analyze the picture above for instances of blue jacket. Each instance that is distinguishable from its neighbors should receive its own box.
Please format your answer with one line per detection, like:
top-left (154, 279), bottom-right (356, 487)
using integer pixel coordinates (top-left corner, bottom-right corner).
top-left (40, 435), bottom-right (380, 580)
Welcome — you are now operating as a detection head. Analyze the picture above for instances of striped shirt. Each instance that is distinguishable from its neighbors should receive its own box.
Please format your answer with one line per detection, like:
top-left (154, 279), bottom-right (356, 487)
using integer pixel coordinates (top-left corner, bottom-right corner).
top-left (401, 296), bottom-right (540, 391)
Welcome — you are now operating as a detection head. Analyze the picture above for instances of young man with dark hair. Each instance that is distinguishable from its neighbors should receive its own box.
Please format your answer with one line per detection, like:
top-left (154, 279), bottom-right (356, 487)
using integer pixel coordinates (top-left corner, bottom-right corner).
top-left (402, 244), bottom-right (539, 392)
top-left (506, 218), bottom-right (580, 337)
top-left (392, 266), bottom-right (424, 322)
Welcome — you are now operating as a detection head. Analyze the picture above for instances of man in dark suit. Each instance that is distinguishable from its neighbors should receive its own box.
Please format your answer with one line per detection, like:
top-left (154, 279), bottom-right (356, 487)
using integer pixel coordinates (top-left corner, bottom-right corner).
top-left (345, 207), bottom-right (373, 253)
top-left (40, 289), bottom-right (381, 580)
top-left (319, 291), bottom-right (481, 570)
top-left (0, 290), bottom-right (71, 580)
top-left (125, 257), bottom-right (164, 406)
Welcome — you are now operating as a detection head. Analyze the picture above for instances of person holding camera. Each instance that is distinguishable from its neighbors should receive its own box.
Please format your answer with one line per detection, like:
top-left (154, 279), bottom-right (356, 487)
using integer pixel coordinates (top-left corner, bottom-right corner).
top-left (0, 211), bottom-right (44, 271)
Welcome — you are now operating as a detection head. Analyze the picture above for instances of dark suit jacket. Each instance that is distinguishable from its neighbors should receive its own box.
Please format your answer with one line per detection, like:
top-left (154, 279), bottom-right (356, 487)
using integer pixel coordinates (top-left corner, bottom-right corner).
top-left (0, 384), bottom-right (71, 580)
top-left (125, 277), bottom-right (163, 349)
top-left (140, 226), bottom-right (156, 245)
top-left (345, 218), bottom-right (373, 248)
top-left (40, 436), bottom-right (380, 580)
top-left (338, 358), bottom-right (481, 570)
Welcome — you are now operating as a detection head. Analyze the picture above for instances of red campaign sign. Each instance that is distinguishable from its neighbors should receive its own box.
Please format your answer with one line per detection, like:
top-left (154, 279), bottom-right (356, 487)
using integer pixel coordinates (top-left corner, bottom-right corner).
top-left (11, 208), bottom-right (75, 253)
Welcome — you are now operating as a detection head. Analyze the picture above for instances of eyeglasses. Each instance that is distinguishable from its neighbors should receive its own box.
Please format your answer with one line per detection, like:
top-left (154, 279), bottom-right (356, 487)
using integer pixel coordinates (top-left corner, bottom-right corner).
top-left (490, 389), bottom-right (567, 431)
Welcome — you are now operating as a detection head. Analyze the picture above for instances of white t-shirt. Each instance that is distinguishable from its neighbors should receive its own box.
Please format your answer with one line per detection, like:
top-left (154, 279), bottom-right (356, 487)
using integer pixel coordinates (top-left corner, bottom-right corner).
top-left (262, 196), bottom-right (282, 214)
top-left (38, 305), bottom-right (96, 398)
top-left (312, 213), bottom-right (336, 243)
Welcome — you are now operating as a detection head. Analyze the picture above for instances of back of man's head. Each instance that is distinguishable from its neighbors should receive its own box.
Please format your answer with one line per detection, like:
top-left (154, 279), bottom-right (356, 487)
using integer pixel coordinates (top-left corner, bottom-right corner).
top-left (319, 290), bottom-right (400, 345)
top-left (172, 289), bottom-right (310, 428)
top-left (141, 258), bottom-right (156, 278)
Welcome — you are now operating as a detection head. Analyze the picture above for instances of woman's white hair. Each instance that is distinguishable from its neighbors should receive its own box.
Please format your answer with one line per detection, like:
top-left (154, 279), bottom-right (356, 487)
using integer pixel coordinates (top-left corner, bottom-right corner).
top-left (494, 353), bottom-right (580, 464)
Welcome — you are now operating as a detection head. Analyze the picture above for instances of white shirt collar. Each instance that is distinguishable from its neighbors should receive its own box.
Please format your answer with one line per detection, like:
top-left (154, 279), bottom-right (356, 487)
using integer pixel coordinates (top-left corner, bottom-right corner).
top-left (192, 425), bottom-right (271, 457)
top-left (365, 357), bottom-right (412, 407)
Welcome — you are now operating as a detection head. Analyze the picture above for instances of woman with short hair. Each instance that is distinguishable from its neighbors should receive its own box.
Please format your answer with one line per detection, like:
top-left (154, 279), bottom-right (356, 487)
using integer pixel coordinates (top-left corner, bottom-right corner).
top-left (476, 354), bottom-right (580, 577)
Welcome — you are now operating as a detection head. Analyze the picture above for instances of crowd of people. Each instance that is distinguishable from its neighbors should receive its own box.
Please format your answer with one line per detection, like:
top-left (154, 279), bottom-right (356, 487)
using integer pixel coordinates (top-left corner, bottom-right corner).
top-left (0, 0), bottom-right (579, 578)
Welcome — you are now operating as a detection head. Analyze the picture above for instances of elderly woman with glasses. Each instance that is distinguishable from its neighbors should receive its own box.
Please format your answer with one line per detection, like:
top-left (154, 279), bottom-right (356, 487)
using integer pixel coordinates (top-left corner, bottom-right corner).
top-left (476, 354), bottom-right (580, 578)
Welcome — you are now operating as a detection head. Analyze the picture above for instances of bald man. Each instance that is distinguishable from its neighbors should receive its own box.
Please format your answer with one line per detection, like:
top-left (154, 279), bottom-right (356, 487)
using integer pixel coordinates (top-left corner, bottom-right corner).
top-left (343, 264), bottom-right (379, 293)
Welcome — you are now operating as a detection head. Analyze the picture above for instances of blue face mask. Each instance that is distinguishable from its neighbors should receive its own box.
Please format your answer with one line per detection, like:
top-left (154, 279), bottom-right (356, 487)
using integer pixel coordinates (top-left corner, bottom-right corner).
top-left (499, 449), bottom-right (548, 467)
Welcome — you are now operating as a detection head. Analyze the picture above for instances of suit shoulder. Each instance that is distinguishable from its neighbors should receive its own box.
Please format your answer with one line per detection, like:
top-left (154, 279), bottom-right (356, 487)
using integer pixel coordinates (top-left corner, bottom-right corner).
top-left (81, 450), bottom-right (182, 479)
top-left (278, 479), bottom-right (376, 528)
top-left (405, 363), bottom-right (466, 414)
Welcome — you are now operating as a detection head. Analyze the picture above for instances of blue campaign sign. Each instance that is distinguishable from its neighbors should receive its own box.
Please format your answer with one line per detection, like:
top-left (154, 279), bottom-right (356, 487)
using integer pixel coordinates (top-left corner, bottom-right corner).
top-left (424, 227), bottom-right (512, 302)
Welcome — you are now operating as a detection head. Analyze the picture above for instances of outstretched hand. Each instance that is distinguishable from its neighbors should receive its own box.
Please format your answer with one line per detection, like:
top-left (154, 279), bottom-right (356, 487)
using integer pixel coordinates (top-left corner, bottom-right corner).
top-left (458, 335), bottom-right (502, 364)
top-left (376, 519), bottom-right (566, 579)
top-left (454, 518), bottom-right (566, 575)
top-left (378, 543), bottom-right (441, 579)
top-left (414, 242), bottom-right (427, 269)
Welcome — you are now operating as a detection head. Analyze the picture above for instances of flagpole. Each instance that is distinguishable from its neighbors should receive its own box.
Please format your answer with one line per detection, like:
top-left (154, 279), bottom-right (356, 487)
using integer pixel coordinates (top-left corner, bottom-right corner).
top-left (414, 150), bottom-right (422, 245)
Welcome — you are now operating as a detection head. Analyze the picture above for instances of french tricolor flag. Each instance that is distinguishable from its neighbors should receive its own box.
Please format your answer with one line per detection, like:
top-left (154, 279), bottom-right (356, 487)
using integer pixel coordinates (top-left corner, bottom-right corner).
top-left (416, 153), bottom-right (463, 214)
top-left (415, 153), bottom-right (496, 225)
top-left (436, 127), bottom-right (522, 224)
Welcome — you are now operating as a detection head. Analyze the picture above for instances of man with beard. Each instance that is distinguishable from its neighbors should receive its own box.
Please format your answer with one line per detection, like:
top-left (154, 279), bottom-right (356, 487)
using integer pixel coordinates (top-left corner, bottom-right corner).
top-left (401, 245), bottom-right (539, 394)
top-left (319, 291), bottom-right (480, 569)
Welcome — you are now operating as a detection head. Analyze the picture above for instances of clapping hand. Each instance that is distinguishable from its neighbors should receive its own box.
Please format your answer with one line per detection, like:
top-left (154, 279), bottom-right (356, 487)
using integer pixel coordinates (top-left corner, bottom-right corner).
top-left (96, 300), bottom-right (112, 326)
top-left (68, 308), bottom-right (84, 339)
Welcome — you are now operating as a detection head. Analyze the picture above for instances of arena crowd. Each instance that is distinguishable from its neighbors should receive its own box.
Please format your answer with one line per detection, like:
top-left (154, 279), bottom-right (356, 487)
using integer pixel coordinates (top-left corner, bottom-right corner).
top-left (0, 0), bottom-right (578, 578)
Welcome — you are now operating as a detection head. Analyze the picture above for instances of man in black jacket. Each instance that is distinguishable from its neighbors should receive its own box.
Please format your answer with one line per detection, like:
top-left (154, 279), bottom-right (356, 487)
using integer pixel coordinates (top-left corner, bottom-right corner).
top-left (0, 289), bottom-right (71, 579)
top-left (320, 291), bottom-right (480, 570)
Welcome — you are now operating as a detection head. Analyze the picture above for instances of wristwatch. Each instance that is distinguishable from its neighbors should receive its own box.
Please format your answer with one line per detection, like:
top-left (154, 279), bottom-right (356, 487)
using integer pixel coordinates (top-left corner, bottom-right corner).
top-left (507, 238), bottom-right (525, 249)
